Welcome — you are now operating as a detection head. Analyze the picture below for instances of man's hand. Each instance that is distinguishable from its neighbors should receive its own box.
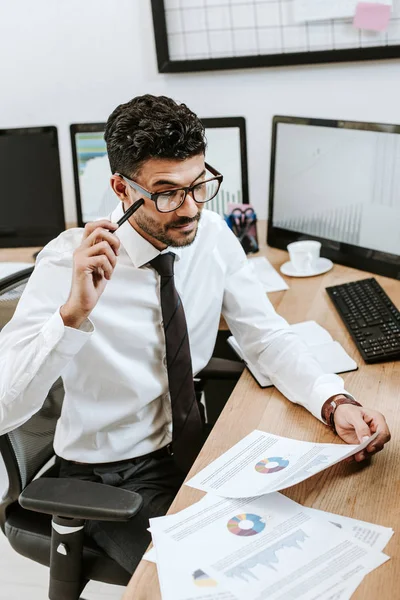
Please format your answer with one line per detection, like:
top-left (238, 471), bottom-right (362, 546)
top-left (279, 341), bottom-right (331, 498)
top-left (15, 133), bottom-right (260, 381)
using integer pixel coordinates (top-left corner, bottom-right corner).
top-left (60, 220), bottom-right (120, 329)
top-left (333, 401), bottom-right (391, 462)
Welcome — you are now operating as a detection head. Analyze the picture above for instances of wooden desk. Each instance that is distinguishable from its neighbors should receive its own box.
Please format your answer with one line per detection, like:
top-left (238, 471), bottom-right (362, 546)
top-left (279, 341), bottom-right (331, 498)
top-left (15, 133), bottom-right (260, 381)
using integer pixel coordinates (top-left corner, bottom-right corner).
top-left (124, 236), bottom-right (400, 600)
top-left (0, 222), bottom-right (75, 264)
top-left (0, 247), bottom-right (39, 263)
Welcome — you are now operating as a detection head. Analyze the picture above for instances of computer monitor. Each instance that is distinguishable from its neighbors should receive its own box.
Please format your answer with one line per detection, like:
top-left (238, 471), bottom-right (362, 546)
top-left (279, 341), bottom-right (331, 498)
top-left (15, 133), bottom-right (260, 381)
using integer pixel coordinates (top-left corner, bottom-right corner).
top-left (202, 117), bottom-right (249, 214)
top-left (268, 116), bottom-right (400, 280)
top-left (70, 117), bottom-right (249, 226)
top-left (0, 126), bottom-right (65, 248)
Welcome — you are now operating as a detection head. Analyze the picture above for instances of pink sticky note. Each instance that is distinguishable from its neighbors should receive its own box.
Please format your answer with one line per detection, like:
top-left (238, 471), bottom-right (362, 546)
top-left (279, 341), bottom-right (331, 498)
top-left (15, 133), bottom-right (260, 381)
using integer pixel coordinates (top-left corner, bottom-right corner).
top-left (353, 3), bottom-right (391, 31)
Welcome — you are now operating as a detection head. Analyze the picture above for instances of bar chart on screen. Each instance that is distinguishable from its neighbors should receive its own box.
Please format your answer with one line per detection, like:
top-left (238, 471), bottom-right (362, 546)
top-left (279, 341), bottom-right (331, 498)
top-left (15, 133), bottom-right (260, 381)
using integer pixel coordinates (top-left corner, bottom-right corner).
top-left (273, 124), bottom-right (400, 255)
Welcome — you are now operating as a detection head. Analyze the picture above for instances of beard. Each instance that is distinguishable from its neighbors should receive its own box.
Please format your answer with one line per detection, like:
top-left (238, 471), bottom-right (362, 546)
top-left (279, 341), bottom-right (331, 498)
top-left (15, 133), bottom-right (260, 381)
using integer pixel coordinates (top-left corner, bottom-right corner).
top-left (133, 210), bottom-right (202, 248)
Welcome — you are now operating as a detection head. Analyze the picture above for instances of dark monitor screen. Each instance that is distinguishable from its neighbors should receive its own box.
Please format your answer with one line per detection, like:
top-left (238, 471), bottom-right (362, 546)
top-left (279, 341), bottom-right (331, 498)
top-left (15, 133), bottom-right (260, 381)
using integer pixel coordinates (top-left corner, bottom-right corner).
top-left (0, 126), bottom-right (65, 247)
top-left (70, 118), bottom-right (249, 226)
top-left (268, 116), bottom-right (400, 280)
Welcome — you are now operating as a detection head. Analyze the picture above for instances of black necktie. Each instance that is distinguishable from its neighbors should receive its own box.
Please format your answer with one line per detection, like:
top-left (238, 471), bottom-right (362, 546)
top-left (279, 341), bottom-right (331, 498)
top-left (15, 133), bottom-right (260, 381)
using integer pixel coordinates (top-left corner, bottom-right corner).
top-left (150, 252), bottom-right (204, 472)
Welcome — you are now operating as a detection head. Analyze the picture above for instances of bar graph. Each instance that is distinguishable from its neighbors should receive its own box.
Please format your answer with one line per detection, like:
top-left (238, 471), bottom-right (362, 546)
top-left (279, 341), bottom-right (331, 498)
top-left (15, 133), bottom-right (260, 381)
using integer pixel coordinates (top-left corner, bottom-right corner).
top-left (225, 529), bottom-right (309, 582)
top-left (275, 203), bottom-right (363, 245)
top-left (206, 188), bottom-right (242, 217)
top-left (272, 122), bottom-right (400, 255)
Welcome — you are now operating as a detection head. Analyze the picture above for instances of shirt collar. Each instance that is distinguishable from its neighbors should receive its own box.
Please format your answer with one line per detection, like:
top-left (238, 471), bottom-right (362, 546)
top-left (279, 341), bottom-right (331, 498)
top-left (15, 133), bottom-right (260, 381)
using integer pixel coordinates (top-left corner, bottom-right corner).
top-left (110, 203), bottom-right (182, 268)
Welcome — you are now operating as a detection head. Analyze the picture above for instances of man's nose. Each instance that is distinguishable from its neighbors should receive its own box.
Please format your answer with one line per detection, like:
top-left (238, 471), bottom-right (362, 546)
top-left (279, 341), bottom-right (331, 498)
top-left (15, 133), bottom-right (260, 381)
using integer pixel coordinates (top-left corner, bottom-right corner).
top-left (175, 192), bottom-right (198, 219)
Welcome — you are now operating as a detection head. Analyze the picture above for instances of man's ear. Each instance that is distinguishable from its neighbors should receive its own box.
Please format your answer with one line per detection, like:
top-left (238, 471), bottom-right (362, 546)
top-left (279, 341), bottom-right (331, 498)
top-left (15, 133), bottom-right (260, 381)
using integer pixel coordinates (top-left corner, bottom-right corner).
top-left (110, 175), bottom-right (130, 201)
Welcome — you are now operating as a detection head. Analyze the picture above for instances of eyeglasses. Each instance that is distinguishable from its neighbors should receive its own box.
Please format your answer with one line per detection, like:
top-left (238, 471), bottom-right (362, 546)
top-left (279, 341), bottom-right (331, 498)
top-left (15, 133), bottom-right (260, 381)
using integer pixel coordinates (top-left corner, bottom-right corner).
top-left (116, 162), bottom-right (223, 213)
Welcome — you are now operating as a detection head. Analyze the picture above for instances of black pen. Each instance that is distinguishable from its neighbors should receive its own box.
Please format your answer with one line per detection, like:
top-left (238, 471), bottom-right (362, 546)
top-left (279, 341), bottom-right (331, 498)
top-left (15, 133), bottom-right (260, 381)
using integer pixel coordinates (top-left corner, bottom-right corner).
top-left (115, 199), bottom-right (144, 229)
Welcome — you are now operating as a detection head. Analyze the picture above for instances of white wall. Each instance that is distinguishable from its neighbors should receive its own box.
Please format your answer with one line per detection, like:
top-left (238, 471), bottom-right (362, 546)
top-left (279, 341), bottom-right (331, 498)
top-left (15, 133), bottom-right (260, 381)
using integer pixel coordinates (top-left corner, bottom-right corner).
top-left (1, 0), bottom-right (400, 224)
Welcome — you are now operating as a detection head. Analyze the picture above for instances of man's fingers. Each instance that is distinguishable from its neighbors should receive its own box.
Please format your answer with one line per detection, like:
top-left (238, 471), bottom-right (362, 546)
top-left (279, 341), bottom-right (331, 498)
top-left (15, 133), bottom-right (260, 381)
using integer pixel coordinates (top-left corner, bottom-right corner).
top-left (366, 435), bottom-right (389, 454)
top-left (366, 444), bottom-right (384, 455)
top-left (354, 451), bottom-right (367, 462)
top-left (82, 227), bottom-right (120, 255)
top-left (86, 255), bottom-right (114, 280)
top-left (86, 241), bottom-right (118, 269)
top-left (83, 220), bottom-right (118, 240)
top-left (353, 419), bottom-right (372, 444)
top-left (336, 406), bottom-right (391, 462)
top-left (364, 412), bottom-right (391, 453)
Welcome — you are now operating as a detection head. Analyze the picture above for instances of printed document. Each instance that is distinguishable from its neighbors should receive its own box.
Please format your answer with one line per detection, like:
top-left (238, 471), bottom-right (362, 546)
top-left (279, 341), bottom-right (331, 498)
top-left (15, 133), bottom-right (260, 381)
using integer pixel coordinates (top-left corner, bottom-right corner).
top-left (247, 256), bottom-right (289, 293)
top-left (304, 506), bottom-right (393, 552)
top-left (150, 492), bottom-right (388, 600)
top-left (186, 430), bottom-right (378, 498)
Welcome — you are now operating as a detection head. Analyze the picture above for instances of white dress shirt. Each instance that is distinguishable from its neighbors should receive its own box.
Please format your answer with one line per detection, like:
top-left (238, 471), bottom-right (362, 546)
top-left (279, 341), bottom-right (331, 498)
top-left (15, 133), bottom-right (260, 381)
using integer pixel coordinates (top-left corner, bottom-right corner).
top-left (0, 204), bottom-right (351, 463)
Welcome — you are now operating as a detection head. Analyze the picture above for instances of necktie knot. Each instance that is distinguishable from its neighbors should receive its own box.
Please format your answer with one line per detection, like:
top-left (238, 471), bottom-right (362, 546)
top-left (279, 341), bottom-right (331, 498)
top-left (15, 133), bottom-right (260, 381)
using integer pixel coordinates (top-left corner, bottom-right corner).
top-left (150, 252), bottom-right (175, 277)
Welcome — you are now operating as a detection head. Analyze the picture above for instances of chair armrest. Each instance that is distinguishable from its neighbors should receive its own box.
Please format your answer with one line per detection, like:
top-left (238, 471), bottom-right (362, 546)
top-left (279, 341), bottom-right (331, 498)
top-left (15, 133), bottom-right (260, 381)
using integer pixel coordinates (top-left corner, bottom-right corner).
top-left (197, 357), bottom-right (244, 381)
top-left (19, 477), bottom-right (143, 521)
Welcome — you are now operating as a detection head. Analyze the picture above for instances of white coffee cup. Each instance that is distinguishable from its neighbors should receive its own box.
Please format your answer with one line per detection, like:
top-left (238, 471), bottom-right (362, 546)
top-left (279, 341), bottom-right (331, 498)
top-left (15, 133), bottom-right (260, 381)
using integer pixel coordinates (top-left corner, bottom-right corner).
top-left (287, 240), bottom-right (321, 274)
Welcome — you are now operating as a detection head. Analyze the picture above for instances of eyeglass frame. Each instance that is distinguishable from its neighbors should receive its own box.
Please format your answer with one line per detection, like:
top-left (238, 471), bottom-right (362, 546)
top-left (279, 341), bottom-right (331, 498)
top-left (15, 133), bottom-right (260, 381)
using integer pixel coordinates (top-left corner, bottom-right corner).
top-left (115, 162), bottom-right (223, 213)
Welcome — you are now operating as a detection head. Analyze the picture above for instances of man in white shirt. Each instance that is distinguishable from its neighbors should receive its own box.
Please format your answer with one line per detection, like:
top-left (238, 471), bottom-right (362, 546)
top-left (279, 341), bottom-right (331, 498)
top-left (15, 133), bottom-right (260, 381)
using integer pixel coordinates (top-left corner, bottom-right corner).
top-left (0, 95), bottom-right (390, 574)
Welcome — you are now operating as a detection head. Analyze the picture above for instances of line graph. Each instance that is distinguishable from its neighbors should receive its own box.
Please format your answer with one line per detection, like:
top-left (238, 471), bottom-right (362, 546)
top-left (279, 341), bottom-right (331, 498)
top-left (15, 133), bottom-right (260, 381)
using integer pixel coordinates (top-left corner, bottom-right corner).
top-left (275, 203), bottom-right (363, 245)
top-left (225, 529), bottom-right (309, 582)
top-left (282, 455), bottom-right (330, 486)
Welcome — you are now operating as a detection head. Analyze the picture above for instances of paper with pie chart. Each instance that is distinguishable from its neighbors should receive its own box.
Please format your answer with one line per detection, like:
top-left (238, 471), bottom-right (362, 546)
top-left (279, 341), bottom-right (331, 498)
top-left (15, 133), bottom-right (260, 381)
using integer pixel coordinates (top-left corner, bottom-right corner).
top-left (186, 429), bottom-right (378, 499)
top-left (149, 491), bottom-right (388, 600)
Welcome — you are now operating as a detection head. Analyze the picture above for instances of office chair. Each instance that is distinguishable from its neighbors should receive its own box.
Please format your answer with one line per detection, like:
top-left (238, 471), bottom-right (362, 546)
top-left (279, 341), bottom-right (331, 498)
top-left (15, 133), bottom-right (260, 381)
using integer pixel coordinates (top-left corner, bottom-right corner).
top-left (0, 269), bottom-right (143, 600)
top-left (0, 268), bottom-right (244, 600)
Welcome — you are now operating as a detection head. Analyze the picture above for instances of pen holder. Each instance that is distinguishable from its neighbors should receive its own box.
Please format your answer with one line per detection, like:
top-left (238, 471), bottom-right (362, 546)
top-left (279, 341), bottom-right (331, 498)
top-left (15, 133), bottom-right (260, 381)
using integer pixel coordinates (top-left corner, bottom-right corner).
top-left (225, 203), bottom-right (259, 255)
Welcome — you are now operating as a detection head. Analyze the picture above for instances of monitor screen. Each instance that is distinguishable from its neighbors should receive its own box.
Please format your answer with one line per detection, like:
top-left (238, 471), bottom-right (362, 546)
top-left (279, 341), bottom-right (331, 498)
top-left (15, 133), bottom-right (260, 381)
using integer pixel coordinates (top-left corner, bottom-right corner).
top-left (70, 117), bottom-right (249, 226)
top-left (268, 116), bottom-right (400, 280)
top-left (202, 117), bottom-right (249, 215)
top-left (0, 126), bottom-right (65, 248)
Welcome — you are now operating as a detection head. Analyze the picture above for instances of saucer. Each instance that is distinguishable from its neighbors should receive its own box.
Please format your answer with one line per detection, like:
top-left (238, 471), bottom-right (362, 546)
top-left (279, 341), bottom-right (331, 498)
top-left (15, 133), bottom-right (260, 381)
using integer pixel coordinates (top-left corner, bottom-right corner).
top-left (280, 257), bottom-right (333, 278)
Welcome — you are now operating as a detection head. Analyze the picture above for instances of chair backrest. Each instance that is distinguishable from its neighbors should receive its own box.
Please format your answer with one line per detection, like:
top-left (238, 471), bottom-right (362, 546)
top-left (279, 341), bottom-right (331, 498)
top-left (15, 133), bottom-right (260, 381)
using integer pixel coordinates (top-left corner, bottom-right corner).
top-left (0, 267), bottom-right (33, 329)
top-left (0, 379), bottom-right (64, 528)
top-left (0, 268), bottom-right (65, 529)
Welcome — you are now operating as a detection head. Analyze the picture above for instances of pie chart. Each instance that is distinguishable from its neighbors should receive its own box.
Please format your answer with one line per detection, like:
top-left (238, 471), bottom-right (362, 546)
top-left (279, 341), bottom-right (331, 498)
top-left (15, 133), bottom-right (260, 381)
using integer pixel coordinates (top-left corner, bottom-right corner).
top-left (227, 513), bottom-right (265, 536)
top-left (255, 456), bottom-right (289, 474)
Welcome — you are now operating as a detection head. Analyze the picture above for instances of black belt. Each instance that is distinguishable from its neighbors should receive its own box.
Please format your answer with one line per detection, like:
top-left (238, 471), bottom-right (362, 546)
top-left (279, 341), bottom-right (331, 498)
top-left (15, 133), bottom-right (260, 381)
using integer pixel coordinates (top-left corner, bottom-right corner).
top-left (138, 443), bottom-right (173, 462)
top-left (68, 443), bottom-right (173, 467)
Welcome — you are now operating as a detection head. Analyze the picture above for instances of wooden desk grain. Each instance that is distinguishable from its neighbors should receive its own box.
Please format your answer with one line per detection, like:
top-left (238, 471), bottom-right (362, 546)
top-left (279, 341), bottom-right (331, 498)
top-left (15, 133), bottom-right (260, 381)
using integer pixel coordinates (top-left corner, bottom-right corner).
top-left (123, 235), bottom-right (400, 600)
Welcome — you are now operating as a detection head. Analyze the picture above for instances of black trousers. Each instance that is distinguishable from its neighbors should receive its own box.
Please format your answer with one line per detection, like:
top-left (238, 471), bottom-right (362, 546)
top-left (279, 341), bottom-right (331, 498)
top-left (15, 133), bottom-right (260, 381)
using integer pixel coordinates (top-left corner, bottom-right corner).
top-left (58, 454), bottom-right (185, 574)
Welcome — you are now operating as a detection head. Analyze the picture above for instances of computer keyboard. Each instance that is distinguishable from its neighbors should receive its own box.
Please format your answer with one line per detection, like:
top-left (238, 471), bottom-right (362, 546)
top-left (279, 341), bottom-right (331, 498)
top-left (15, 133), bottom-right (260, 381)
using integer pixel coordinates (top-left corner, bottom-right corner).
top-left (326, 278), bottom-right (400, 364)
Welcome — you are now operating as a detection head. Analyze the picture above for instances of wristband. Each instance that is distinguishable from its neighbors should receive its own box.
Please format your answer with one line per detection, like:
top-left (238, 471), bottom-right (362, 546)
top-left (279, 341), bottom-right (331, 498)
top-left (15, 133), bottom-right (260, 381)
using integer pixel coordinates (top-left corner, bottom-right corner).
top-left (322, 397), bottom-right (362, 434)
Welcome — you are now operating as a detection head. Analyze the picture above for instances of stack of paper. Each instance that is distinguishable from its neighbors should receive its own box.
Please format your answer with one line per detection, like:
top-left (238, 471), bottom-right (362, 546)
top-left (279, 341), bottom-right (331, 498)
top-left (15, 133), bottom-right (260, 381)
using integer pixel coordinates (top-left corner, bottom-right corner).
top-left (145, 431), bottom-right (393, 600)
top-left (247, 256), bottom-right (289, 293)
top-left (228, 320), bottom-right (357, 388)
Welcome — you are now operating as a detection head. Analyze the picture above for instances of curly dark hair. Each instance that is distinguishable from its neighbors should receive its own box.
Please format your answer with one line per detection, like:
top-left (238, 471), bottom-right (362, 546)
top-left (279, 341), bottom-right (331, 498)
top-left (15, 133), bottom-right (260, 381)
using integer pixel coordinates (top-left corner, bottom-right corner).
top-left (104, 94), bottom-right (206, 177)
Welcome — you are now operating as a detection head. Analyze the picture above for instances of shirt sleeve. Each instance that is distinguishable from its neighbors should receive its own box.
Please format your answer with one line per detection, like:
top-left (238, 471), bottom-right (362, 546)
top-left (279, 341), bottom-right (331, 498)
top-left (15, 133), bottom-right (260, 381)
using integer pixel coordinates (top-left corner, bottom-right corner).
top-left (0, 236), bottom-right (93, 435)
top-left (220, 224), bottom-right (352, 422)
